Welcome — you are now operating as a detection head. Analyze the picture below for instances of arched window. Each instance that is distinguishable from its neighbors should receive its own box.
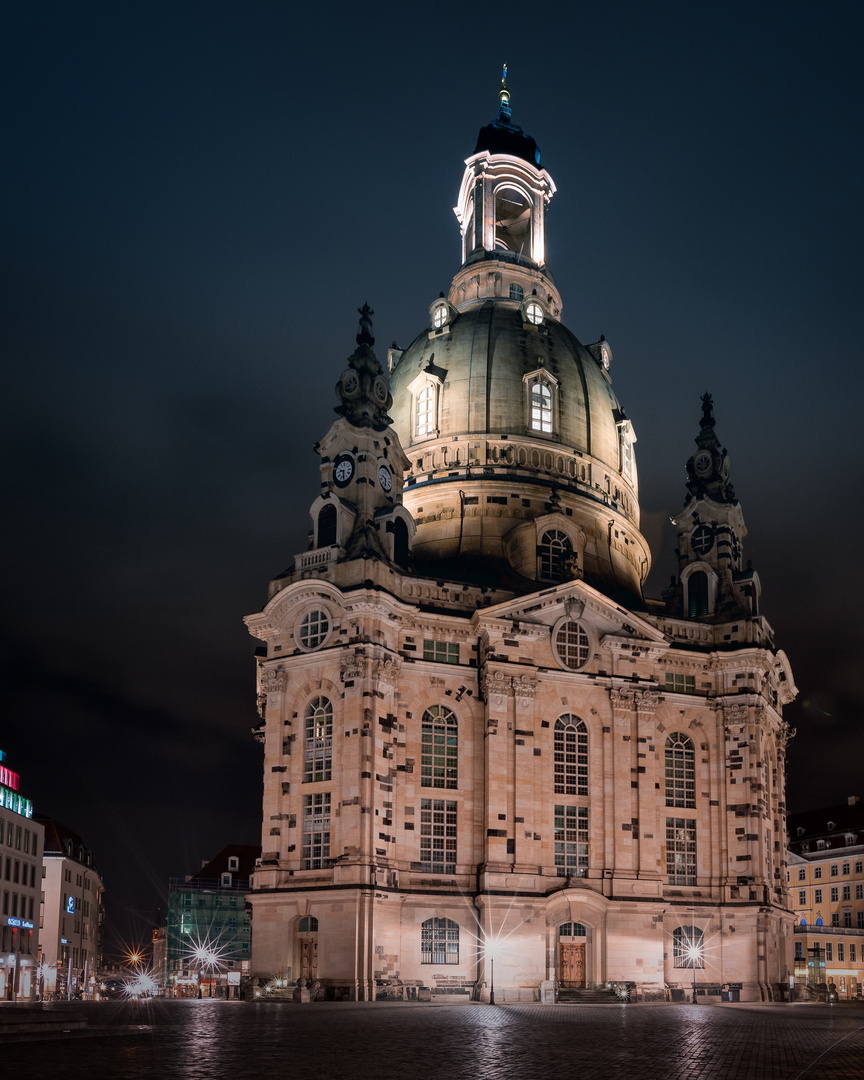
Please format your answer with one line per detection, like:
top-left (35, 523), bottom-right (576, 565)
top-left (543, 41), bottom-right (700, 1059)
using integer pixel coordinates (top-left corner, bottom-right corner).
top-left (317, 503), bottom-right (337, 548)
top-left (421, 706), bottom-right (457, 789)
top-left (416, 384), bottom-right (435, 437)
top-left (298, 916), bottom-right (318, 932)
top-left (304, 697), bottom-right (332, 783)
top-left (538, 529), bottom-right (572, 581)
top-left (665, 734), bottom-right (695, 808)
top-left (688, 571), bottom-right (709, 617)
top-left (554, 715), bottom-right (588, 795)
top-left (530, 380), bottom-right (553, 432)
top-left (393, 517), bottom-right (410, 570)
top-left (558, 922), bottom-right (587, 937)
top-left (673, 926), bottom-right (704, 968)
top-left (421, 918), bottom-right (459, 964)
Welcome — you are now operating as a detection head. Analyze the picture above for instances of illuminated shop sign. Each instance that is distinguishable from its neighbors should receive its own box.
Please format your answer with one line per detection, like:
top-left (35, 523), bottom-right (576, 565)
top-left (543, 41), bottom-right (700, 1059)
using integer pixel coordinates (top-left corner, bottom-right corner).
top-left (5, 918), bottom-right (34, 930)
top-left (0, 786), bottom-right (32, 819)
top-left (66, 897), bottom-right (75, 914)
top-left (0, 766), bottom-right (19, 791)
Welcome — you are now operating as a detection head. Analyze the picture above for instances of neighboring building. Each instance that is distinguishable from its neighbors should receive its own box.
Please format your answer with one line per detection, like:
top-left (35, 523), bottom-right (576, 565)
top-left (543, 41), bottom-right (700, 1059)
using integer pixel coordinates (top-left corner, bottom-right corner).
top-left (164, 844), bottom-right (259, 998)
top-left (787, 797), bottom-right (864, 999)
top-left (245, 75), bottom-right (798, 1003)
top-left (0, 750), bottom-right (43, 1001)
top-left (37, 819), bottom-right (104, 998)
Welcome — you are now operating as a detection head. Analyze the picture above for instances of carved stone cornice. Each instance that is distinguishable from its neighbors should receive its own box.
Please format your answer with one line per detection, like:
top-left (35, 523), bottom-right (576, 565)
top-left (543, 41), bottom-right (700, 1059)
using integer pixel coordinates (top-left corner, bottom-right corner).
top-left (259, 668), bottom-right (288, 696)
top-left (483, 669), bottom-right (512, 710)
top-left (610, 688), bottom-right (636, 717)
top-left (340, 651), bottom-right (367, 683)
top-left (635, 689), bottom-right (659, 715)
top-left (723, 702), bottom-right (749, 726)
top-left (601, 635), bottom-right (667, 661)
top-left (373, 656), bottom-right (402, 689)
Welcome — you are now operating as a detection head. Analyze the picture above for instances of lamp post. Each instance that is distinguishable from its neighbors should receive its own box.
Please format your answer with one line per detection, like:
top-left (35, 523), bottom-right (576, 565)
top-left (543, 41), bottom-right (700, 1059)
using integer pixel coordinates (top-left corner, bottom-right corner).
top-left (688, 944), bottom-right (703, 1004)
top-left (489, 953), bottom-right (495, 1006)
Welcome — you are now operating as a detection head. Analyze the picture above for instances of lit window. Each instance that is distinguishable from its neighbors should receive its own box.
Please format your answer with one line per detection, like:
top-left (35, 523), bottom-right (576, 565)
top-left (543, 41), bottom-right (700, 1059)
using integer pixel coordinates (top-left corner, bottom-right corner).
top-left (421, 706), bottom-right (458, 790)
top-left (304, 697), bottom-right (333, 783)
top-left (509, 283), bottom-right (524, 301)
top-left (665, 673), bottom-right (695, 694)
top-left (525, 300), bottom-right (544, 325)
top-left (666, 818), bottom-right (697, 885)
top-left (554, 716), bottom-right (588, 796)
top-left (301, 793), bottom-right (330, 870)
top-left (421, 917), bottom-right (459, 964)
top-left (665, 734), bottom-right (695, 808)
top-left (422, 640), bottom-right (459, 664)
top-left (530, 380), bottom-right (553, 433)
top-left (538, 529), bottom-right (572, 581)
top-left (554, 805), bottom-right (588, 877)
top-left (420, 799), bottom-right (457, 874)
top-left (432, 305), bottom-right (449, 329)
top-left (673, 926), bottom-right (704, 967)
top-left (416, 384), bottom-right (435, 437)
top-left (554, 621), bottom-right (590, 670)
top-left (299, 610), bottom-right (329, 650)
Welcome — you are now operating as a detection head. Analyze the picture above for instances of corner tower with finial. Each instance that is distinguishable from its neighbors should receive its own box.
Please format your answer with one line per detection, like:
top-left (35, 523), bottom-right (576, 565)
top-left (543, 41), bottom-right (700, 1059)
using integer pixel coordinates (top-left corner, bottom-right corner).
top-left (278, 305), bottom-right (413, 586)
top-left (668, 394), bottom-right (760, 622)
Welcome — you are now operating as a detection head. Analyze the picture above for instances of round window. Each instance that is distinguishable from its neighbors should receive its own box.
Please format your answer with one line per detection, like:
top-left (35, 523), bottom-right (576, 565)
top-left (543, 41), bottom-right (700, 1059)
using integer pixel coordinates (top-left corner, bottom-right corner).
top-left (525, 300), bottom-right (544, 325)
top-left (298, 609), bottom-right (330, 650)
top-left (553, 619), bottom-right (590, 670)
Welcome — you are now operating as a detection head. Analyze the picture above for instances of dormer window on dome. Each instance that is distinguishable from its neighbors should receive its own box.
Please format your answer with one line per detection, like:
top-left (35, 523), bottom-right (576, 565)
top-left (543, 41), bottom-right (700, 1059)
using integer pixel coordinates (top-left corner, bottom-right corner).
top-left (523, 297), bottom-right (545, 326)
top-left (429, 298), bottom-right (455, 337)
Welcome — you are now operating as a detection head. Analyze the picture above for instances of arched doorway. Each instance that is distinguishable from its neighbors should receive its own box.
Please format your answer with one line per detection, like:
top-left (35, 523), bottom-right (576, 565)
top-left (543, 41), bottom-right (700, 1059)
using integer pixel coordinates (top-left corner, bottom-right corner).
top-left (558, 922), bottom-right (587, 988)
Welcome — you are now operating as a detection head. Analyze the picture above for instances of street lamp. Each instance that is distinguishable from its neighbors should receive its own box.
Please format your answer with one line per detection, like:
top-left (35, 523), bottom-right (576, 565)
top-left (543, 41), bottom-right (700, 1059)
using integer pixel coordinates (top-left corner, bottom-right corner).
top-left (687, 944), bottom-right (703, 1004)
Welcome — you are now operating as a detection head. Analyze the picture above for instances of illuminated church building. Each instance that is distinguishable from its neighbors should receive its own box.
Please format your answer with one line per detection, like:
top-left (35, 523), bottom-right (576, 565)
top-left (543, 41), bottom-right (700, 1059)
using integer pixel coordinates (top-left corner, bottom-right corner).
top-left (245, 78), bottom-right (797, 1003)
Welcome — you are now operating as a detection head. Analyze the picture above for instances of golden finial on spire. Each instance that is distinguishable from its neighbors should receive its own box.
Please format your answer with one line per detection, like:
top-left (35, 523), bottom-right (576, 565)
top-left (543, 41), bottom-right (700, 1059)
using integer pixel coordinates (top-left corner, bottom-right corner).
top-left (500, 62), bottom-right (510, 105)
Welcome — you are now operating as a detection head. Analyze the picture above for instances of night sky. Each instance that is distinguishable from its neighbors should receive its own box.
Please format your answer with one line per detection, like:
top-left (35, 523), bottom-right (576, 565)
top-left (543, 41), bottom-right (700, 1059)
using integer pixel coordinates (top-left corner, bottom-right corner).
top-left (3, 2), bottom-right (862, 957)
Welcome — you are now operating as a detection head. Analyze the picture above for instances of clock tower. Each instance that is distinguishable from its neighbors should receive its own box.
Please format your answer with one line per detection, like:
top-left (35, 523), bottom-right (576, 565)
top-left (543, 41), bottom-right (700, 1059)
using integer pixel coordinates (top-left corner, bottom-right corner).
top-left (304, 304), bottom-right (413, 570)
top-left (668, 393), bottom-right (760, 621)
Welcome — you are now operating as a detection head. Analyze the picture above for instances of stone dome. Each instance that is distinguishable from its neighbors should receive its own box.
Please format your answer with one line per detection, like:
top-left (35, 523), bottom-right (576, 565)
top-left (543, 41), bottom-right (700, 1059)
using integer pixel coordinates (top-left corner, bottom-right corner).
top-left (388, 297), bottom-right (650, 606)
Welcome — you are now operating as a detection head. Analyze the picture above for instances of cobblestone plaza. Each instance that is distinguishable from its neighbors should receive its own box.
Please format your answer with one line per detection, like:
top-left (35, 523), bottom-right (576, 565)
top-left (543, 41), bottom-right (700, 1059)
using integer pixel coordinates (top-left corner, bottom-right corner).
top-left (3, 1000), bottom-right (863, 1080)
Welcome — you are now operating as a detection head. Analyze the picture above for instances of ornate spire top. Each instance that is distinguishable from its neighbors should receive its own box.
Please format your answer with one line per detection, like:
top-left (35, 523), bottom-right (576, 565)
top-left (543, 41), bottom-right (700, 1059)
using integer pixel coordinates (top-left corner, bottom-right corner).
top-left (700, 391), bottom-right (715, 430)
top-left (497, 62), bottom-right (512, 124)
top-left (685, 393), bottom-right (735, 503)
top-left (335, 304), bottom-right (393, 431)
top-left (356, 302), bottom-right (375, 347)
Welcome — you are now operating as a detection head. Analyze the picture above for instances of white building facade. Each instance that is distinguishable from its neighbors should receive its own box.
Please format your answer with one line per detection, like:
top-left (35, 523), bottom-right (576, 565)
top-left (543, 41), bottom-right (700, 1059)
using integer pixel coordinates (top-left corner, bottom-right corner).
top-left (37, 819), bottom-right (103, 998)
top-left (245, 78), bottom-right (797, 1003)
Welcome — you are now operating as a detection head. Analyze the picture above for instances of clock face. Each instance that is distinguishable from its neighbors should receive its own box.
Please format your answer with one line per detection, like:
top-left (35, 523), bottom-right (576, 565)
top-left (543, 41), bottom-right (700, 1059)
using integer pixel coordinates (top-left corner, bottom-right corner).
top-left (378, 465), bottom-right (393, 492)
top-left (691, 524), bottom-right (715, 556)
top-left (694, 451), bottom-right (712, 476)
top-left (333, 454), bottom-right (354, 486)
top-left (372, 376), bottom-right (389, 404)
